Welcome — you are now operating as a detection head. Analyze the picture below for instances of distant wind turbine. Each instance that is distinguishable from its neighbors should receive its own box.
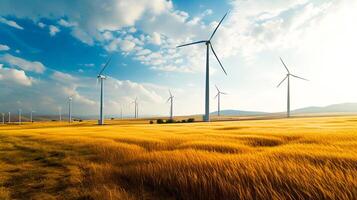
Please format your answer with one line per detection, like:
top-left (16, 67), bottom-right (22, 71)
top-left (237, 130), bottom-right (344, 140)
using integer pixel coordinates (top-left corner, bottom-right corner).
top-left (120, 106), bottom-right (123, 120)
top-left (58, 106), bottom-right (62, 122)
top-left (68, 96), bottom-right (72, 123)
top-left (132, 98), bottom-right (138, 119)
top-left (166, 90), bottom-right (174, 120)
top-left (177, 12), bottom-right (229, 122)
top-left (8, 112), bottom-right (10, 123)
top-left (277, 57), bottom-right (308, 118)
top-left (1, 113), bottom-right (4, 124)
top-left (18, 109), bottom-right (22, 124)
top-left (97, 56), bottom-right (112, 125)
top-left (30, 110), bottom-right (35, 123)
top-left (214, 85), bottom-right (227, 117)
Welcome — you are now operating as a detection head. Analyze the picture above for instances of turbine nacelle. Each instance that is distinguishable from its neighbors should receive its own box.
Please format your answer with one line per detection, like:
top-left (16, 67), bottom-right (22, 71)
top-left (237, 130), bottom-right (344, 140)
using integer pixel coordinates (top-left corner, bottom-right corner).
top-left (97, 75), bottom-right (106, 79)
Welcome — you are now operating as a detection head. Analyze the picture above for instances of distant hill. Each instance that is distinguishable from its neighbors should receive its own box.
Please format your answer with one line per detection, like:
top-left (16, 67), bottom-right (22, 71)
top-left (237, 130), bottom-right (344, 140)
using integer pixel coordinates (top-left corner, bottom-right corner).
top-left (210, 103), bottom-right (357, 117)
top-left (292, 103), bottom-right (357, 114)
top-left (211, 110), bottom-right (268, 116)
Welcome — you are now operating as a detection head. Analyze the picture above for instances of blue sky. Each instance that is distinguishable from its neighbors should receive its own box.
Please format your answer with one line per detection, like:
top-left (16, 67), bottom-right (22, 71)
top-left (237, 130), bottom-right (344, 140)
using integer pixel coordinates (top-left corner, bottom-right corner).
top-left (0, 0), bottom-right (356, 117)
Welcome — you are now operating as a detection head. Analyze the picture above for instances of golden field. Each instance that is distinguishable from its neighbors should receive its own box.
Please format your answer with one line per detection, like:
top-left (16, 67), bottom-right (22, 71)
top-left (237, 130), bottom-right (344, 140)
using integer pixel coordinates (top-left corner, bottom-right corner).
top-left (0, 116), bottom-right (356, 200)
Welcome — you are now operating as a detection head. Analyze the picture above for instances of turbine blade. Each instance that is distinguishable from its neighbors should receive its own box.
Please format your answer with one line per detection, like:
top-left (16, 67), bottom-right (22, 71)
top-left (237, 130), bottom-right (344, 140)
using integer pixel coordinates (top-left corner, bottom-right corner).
top-left (209, 12), bottom-right (228, 41)
top-left (277, 75), bottom-right (288, 87)
top-left (176, 40), bottom-right (206, 48)
top-left (214, 93), bottom-right (219, 99)
top-left (291, 74), bottom-right (309, 81)
top-left (98, 55), bottom-right (112, 75)
top-left (166, 97), bottom-right (171, 103)
top-left (221, 92), bottom-right (228, 95)
top-left (215, 85), bottom-right (220, 92)
top-left (169, 90), bottom-right (172, 97)
top-left (280, 57), bottom-right (290, 73)
top-left (210, 44), bottom-right (227, 75)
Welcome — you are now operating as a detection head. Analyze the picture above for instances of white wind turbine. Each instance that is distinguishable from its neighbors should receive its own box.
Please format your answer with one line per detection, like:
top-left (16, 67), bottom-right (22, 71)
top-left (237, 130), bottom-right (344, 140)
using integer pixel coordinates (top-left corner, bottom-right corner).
top-left (8, 112), bottom-right (10, 123)
top-left (120, 106), bottom-right (123, 120)
top-left (214, 85), bottom-right (227, 117)
top-left (177, 12), bottom-right (228, 122)
top-left (68, 96), bottom-right (72, 123)
top-left (132, 98), bottom-right (138, 119)
top-left (58, 106), bottom-right (62, 122)
top-left (30, 109), bottom-right (35, 123)
top-left (97, 56), bottom-right (112, 125)
top-left (18, 109), bottom-right (22, 124)
top-left (166, 90), bottom-right (174, 120)
top-left (277, 57), bottom-right (308, 118)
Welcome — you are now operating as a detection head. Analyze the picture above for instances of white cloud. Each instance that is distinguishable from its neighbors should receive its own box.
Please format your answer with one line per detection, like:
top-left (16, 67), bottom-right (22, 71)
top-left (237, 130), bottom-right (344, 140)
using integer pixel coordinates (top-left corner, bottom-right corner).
top-left (58, 19), bottom-right (77, 27)
top-left (0, 54), bottom-right (45, 73)
top-left (0, 44), bottom-right (10, 51)
top-left (0, 17), bottom-right (23, 30)
top-left (0, 64), bottom-right (33, 86)
top-left (83, 63), bottom-right (95, 67)
top-left (38, 22), bottom-right (46, 28)
top-left (120, 40), bottom-right (136, 52)
top-left (71, 28), bottom-right (94, 45)
top-left (150, 32), bottom-right (162, 45)
top-left (51, 71), bottom-right (77, 83)
top-left (49, 25), bottom-right (60, 36)
top-left (0, 0), bottom-right (172, 44)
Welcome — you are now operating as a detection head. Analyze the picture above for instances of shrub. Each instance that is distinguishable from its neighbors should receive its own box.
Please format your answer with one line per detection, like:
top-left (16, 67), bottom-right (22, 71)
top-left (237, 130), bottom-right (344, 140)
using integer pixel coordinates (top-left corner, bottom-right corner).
top-left (187, 118), bottom-right (195, 123)
top-left (157, 119), bottom-right (164, 124)
top-left (111, 118), bottom-right (115, 120)
top-left (181, 120), bottom-right (186, 123)
top-left (166, 119), bottom-right (175, 123)
top-left (149, 120), bottom-right (154, 124)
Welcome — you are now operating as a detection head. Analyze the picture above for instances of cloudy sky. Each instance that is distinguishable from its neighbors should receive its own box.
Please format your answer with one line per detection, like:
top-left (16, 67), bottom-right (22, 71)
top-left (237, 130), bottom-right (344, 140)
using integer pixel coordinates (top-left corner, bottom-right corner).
top-left (0, 0), bottom-right (356, 117)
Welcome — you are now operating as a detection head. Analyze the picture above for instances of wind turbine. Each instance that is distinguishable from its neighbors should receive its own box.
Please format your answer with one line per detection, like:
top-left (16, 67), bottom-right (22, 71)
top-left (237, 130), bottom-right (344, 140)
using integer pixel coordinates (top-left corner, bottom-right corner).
top-left (277, 57), bottom-right (308, 118)
top-left (30, 110), bottom-right (35, 123)
top-left (1, 113), bottom-right (4, 124)
top-left (58, 106), bottom-right (62, 122)
top-left (97, 56), bottom-right (112, 125)
top-left (132, 98), bottom-right (139, 119)
top-left (177, 12), bottom-right (228, 122)
top-left (68, 96), bottom-right (72, 123)
top-left (8, 112), bottom-right (10, 123)
top-left (120, 106), bottom-right (123, 120)
top-left (166, 90), bottom-right (174, 120)
top-left (214, 85), bottom-right (227, 117)
top-left (132, 98), bottom-right (138, 119)
top-left (18, 109), bottom-right (22, 124)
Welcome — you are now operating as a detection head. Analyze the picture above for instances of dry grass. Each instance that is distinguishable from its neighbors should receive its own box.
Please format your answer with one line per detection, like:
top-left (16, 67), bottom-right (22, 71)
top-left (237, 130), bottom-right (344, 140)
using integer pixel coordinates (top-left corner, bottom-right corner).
top-left (0, 116), bottom-right (356, 199)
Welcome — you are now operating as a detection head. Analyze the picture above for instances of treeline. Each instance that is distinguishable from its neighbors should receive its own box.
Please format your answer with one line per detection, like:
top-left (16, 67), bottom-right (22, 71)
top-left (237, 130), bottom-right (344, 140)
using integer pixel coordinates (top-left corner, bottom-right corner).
top-left (150, 118), bottom-right (195, 124)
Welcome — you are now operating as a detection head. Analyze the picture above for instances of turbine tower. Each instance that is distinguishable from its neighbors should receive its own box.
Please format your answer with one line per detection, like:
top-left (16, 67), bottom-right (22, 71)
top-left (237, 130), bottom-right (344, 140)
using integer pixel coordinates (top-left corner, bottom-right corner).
top-left (132, 98), bottom-right (139, 119)
top-left (214, 85), bottom-right (227, 117)
top-left (30, 110), bottom-right (35, 123)
top-left (166, 90), bottom-right (174, 120)
top-left (120, 107), bottom-right (123, 120)
top-left (18, 109), bottom-right (21, 124)
top-left (58, 106), bottom-right (62, 122)
top-left (177, 12), bottom-right (228, 122)
top-left (8, 112), bottom-right (10, 123)
top-left (97, 56), bottom-right (112, 125)
top-left (277, 57), bottom-right (308, 118)
top-left (68, 96), bottom-right (72, 123)
top-left (1, 113), bottom-right (4, 124)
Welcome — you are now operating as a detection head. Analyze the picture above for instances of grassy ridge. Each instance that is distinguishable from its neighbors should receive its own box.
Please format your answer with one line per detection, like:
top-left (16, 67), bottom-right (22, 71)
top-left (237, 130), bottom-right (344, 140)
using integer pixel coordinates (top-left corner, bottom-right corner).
top-left (0, 116), bottom-right (356, 199)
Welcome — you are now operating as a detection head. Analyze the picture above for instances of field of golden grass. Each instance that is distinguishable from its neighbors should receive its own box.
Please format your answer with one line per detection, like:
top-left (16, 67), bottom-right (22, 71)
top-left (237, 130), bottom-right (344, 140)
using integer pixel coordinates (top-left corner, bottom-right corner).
top-left (0, 116), bottom-right (356, 199)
